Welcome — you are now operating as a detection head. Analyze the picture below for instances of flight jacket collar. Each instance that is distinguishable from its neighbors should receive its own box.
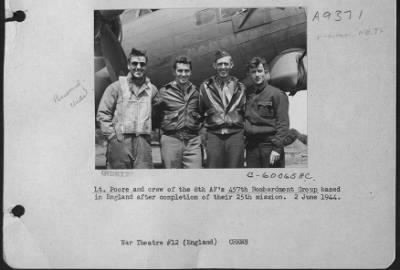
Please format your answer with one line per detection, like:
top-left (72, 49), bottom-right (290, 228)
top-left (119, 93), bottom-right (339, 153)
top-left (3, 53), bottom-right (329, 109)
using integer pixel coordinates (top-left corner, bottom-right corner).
top-left (166, 80), bottom-right (196, 98)
top-left (127, 73), bottom-right (152, 96)
top-left (208, 75), bottom-right (240, 94)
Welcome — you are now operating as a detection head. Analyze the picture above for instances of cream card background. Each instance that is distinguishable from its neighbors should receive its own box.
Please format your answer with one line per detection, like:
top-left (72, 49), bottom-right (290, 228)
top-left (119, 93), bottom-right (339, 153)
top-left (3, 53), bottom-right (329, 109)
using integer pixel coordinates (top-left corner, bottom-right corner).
top-left (4, 0), bottom-right (396, 268)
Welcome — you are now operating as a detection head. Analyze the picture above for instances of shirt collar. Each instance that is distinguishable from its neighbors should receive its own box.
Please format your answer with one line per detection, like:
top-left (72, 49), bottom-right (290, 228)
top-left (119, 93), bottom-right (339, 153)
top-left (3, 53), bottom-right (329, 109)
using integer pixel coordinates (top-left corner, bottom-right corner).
top-left (214, 75), bottom-right (234, 87)
top-left (168, 80), bottom-right (192, 91)
top-left (127, 72), bottom-right (150, 87)
top-left (254, 80), bottom-right (268, 93)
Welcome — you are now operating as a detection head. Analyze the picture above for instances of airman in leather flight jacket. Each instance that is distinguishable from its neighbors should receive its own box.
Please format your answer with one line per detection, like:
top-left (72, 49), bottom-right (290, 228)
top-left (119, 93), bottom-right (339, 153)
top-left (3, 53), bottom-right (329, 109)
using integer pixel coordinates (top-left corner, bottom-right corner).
top-left (157, 81), bottom-right (202, 137)
top-left (199, 76), bottom-right (246, 135)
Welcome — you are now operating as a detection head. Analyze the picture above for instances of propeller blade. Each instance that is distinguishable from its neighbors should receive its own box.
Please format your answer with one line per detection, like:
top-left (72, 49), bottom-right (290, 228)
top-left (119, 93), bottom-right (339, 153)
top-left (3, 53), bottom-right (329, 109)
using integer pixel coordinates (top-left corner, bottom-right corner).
top-left (99, 23), bottom-right (128, 82)
top-left (94, 57), bottom-right (106, 73)
top-left (95, 68), bottom-right (112, 114)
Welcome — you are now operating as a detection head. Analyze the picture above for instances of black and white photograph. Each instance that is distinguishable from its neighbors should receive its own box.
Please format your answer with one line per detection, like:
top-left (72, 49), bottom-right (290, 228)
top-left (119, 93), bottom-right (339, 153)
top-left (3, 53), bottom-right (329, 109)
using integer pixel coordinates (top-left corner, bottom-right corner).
top-left (94, 7), bottom-right (308, 169)
top-left (3, 0), bottom-right (396, 268)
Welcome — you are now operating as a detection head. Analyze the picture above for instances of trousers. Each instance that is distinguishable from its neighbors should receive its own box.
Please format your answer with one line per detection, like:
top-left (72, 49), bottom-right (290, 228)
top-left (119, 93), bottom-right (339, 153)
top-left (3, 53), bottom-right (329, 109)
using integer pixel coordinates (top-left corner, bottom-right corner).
top-left (107, 134), bottom-right (152, 169)
top-left (160, 135), bottom-right (202, 169)
top-left (246, 143), bottom-right (285, 168)
top-left (206, 130), bottom-right (245, 168)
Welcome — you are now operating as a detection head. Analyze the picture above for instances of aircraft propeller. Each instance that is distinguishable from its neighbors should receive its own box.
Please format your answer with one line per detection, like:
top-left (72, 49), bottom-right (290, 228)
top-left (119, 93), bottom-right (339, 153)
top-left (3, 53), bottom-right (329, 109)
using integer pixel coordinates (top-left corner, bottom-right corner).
top-left (94, 10), bottom-right (128, 82)
top-left (94, 10), bottom-right (128, 114)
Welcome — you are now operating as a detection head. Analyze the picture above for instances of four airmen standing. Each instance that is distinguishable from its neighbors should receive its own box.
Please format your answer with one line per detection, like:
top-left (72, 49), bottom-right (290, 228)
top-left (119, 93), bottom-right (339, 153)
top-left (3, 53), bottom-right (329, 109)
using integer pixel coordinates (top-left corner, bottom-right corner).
top-left (97, 48), bottom-right (290, 169)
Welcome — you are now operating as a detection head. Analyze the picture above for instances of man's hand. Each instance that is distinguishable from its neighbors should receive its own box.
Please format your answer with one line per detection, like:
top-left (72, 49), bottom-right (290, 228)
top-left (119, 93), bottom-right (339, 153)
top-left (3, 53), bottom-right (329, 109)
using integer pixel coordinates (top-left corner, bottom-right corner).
top-left (115, 124), bottom-right (124, 142)
top-left (270, 150), bottom-right (280, 165)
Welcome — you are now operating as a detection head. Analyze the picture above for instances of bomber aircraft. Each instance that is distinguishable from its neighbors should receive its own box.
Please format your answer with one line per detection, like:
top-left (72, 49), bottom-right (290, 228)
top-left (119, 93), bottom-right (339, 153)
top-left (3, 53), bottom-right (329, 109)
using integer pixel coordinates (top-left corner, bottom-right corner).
top-left (94, 8), bottom-right (308, 168)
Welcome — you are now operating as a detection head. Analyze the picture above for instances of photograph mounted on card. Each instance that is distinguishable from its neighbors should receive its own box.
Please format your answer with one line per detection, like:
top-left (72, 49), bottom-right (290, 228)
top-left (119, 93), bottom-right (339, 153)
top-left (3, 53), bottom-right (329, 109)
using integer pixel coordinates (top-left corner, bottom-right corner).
top-left (3, 0), bottom-right (396, 268)
top-left (94, 7), bottom-right (308, 170)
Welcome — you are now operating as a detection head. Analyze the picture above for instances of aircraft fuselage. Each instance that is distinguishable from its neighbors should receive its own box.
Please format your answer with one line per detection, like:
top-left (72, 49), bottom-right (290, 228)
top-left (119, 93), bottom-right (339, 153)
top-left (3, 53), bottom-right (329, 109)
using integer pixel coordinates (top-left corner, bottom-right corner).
top-left (120, 8), bottom-right (307, 87)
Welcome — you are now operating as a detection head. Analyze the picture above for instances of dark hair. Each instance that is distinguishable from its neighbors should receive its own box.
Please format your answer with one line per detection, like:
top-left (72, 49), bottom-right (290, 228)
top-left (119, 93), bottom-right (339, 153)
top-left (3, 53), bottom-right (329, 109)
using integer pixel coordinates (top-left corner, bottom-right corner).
top-left (173, 55), bottom-right (192, 70)
top-left (214, 49), bottom-right (232, 62)
top-left (128, 48), bottom-right (148, 62)
top-left (246, 56), bottom-right (269, 72)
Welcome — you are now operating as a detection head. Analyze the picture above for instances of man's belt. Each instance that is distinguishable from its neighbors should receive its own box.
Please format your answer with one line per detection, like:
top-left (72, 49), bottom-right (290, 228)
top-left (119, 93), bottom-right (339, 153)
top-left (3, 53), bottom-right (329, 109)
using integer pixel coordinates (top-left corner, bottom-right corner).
top-left (163, 129), bottom-right (198, 140)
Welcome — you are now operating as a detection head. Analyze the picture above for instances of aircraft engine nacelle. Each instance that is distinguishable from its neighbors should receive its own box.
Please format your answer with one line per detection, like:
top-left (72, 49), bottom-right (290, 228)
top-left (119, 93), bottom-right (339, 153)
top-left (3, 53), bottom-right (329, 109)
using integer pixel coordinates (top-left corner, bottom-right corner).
top-left (269, 48), bottom-right (307, 96)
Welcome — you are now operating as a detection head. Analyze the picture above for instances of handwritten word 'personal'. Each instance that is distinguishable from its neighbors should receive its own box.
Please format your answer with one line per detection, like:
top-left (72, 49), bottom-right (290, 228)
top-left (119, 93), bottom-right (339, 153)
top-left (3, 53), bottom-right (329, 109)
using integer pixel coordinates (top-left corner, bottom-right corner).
top-left (312, 10), bottom-right (363, 22)
top-left (53, 80), bottom-right (88, 108)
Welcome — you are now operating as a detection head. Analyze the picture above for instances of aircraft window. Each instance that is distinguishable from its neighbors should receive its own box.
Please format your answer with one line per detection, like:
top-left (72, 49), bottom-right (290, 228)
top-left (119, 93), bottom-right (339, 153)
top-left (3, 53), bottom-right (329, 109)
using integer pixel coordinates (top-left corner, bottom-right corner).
top-left (139, 9), bottom-right (152, 17)
top-left (220, 8), bottom-right (245, 18)
top-left (195, 9), bottom-right (216, 25)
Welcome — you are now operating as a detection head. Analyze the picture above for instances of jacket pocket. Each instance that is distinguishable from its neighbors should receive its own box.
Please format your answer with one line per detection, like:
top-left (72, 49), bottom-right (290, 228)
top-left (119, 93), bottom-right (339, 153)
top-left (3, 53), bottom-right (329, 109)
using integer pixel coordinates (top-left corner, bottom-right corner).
top-left (205, 108), bottom-right (224, 126)
top-left (257, 101), bottom-right (274, 118)
top-left (186, 111), bottom-right (202, 130)
top-left (226, 110), bottom-right (244, 127)
top-left (161, 111), bottom-right (179, 130)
